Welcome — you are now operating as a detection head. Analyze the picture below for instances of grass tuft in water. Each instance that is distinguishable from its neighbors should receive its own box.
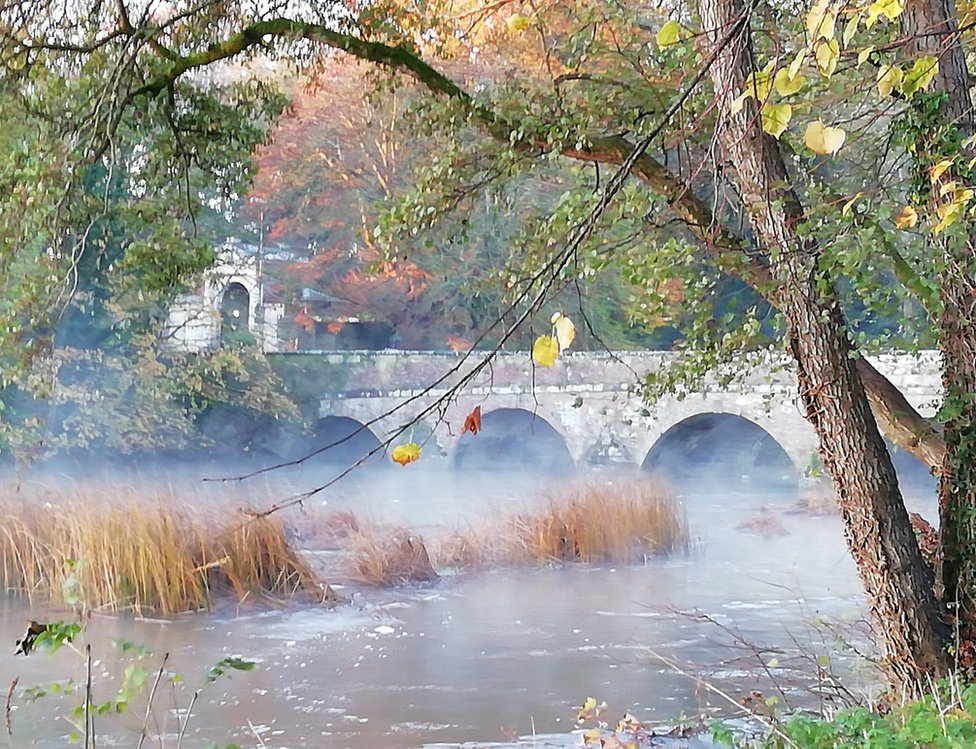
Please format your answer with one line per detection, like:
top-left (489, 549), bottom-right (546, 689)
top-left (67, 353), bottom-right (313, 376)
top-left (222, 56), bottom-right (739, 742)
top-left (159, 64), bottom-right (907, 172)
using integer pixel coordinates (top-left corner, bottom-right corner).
top-left (0, 483), bottom-right (328, 615)
top-left (348, 527), bottom-right (439, 586)
top-left (496, 479), bottom-right (689, 564)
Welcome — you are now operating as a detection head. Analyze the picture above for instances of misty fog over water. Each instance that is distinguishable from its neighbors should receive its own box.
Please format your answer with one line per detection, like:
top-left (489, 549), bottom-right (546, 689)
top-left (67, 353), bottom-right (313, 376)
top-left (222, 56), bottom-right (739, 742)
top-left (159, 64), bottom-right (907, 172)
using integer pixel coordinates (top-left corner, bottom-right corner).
top-left (0, 433), bottom-right (939, 749)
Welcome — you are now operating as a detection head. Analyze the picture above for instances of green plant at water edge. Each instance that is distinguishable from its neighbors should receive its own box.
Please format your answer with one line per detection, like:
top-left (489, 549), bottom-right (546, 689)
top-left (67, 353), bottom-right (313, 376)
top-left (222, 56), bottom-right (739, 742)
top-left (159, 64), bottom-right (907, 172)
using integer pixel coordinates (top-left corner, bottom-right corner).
top-left (10, 618), bottom-right (257, 748)
top-left (712, 681), bottom-right (976, 748)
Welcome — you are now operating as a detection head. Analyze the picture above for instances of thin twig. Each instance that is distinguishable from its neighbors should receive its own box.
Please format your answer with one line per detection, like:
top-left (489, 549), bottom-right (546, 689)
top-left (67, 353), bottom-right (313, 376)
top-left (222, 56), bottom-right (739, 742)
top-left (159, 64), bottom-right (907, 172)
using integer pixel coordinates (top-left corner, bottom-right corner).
top-left (85, 644), bottom-right (95, 749)
top-left (137, 652), bottom-right (170, 749)
top-left (5, 676), bottom-right (18, 737)
top-left (175, 690), bottom-right (199, 749)
top-left (641, 646), bottom-right (799, 748)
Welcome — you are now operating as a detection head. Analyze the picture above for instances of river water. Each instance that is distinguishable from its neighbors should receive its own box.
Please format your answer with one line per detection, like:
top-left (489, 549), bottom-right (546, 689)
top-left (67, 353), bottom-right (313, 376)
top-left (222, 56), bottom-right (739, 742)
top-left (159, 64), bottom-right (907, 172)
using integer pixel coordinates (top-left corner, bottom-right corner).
top-left (1, 466), bottom-right (931, 749)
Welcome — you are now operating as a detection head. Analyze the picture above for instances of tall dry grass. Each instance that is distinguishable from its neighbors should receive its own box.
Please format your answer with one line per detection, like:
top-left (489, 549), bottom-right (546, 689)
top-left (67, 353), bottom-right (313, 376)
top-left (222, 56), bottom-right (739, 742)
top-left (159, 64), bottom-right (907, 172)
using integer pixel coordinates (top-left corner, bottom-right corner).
top-left (0, 482), bottom-right (327, 615)
top-left (492, 479), bottom-right (689, 565)
top-left (347, 528), bottom-right (439, 586)
top-left (337, 479), bottom-right (688, 585)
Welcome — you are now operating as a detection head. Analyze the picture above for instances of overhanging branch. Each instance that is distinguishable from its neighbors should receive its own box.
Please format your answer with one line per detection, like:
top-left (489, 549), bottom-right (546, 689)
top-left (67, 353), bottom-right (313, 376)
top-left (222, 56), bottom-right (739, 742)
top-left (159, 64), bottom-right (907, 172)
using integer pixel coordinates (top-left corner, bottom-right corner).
top-left (129, 16), bottom-right (945, 469)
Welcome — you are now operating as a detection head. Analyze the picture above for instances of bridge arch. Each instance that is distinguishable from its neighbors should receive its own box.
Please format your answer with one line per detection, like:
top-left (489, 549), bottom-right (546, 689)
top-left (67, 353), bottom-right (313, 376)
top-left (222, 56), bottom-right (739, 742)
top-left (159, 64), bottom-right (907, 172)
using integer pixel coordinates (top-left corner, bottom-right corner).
top-left (311, 415), bottom-right (384, 466)
top-left (642, 412), bottom-right (798, 491)
top-left (453, 408), bottom-right (574, 472)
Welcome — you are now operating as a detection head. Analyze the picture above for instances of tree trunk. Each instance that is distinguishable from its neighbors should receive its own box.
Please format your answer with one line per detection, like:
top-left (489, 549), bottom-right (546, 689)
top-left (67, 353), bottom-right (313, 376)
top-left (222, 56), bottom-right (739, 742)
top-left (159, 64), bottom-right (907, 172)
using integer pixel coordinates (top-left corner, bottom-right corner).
top-left (902, 0), bottom-right (976, 657)
top-left (700, 0), bottom-right (948, 691)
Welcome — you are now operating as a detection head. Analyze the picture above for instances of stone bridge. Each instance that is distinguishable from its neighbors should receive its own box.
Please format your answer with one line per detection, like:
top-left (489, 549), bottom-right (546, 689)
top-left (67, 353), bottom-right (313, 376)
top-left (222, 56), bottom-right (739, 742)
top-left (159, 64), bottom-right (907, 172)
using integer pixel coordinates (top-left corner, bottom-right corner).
top-left (270, 350), bottom-right (942, 485)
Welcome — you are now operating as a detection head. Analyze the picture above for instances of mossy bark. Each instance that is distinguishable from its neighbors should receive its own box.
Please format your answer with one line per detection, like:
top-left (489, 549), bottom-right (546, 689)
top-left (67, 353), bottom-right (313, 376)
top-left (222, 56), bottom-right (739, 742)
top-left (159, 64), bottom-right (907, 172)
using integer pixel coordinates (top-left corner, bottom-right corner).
top-left (902, 0), bottom-right (976, 659)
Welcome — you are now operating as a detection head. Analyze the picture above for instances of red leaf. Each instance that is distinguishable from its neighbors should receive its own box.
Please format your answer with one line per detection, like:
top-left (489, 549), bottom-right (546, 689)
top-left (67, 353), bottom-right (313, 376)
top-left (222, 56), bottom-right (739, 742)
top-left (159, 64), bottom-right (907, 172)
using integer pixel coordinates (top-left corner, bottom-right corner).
top-left (461, 406), bottom-right (482, 436)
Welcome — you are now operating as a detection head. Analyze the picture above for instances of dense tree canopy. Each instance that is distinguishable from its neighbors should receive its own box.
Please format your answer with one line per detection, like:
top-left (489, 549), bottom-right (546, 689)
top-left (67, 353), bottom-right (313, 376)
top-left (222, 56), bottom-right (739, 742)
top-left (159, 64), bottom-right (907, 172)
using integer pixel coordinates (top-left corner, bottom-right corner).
top-left (241, 59), bottom-right (688, 350)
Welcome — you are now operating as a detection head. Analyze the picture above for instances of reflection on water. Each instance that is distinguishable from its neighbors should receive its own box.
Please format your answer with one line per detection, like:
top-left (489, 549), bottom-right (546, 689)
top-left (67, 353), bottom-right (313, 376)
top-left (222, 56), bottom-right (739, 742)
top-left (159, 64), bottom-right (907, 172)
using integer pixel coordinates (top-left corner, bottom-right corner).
top-left (1, 468), bottom-right (935, 749)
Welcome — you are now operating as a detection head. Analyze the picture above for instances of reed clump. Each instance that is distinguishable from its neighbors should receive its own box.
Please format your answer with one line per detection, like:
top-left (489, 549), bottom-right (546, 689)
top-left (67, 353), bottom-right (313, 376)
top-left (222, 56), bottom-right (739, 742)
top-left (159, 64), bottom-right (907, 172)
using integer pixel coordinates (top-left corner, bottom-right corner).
top-left (494, 479), bottom-right (689, 564)
top-left (347, 527), bottom-right (439, 586)
top-left (736, 508), bottom-right (790, 537)
top-left (282, 479), bottom-right (688, 586)
top-left (789, 486), bottom-right (838, 515)
top-left (0, 486), bottom-right (325, 615)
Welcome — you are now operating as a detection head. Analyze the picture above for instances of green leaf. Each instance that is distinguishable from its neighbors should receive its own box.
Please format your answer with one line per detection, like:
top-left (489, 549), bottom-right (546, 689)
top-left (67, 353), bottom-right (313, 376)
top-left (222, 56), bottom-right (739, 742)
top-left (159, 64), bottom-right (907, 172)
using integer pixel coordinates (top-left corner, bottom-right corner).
top-left (774, 68), bottom-right (805, 96)
top-left (901, 56), bottom-right (939, 96)
top-left (761, 102), bottom-right (792, 138)
top-left (877, 64), bottom-right (903, 96)
top-left (656, 20), bottom-right (688, 48)
top-left (206, 656), bottom-right (257, 683)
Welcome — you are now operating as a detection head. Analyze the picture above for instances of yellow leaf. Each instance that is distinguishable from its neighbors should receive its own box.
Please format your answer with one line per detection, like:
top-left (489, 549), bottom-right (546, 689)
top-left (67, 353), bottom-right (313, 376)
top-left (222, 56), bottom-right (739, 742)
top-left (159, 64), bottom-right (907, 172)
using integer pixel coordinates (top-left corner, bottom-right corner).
top-left (532, 335), bottom-right (559, 367)
top-left (806, 0), bottom-right (837, 41)
top-left (774, 67), bottom-right (805, 95)
top-left (934, 201), bottom-right (964, 232)
top-left (761, 102), bottom-right (792, 138)
top-left (939, 180), bottom-right (959, 197)
top-left (744, 67), bottom-right (773, 100)
top-left (815, 39), bottom-right (839, 77)
top-left (866, 0), bottom-right (903, 26)
top-left (577, 696), bottom-right (602, 723)
top-left (930, 159), bottom-right (953, 183)
top-left (894, 205), bottom-right (918, 228)
top-left (804, 120), bottom-right (846, 154)
top-left (788, 49), bottom-right (806, 79)
top-left (616, 713), bottom-right (642, 732)
top-left (730, 91), bottom-right (750, 115)
top-left (857, 46), bottom-right (875, 66)
top-left (507, 14), bottom-right (531, 32)
top-left (902, 56), bottom-right (939, 95)
top-left (843, 13), bottom-right (860, 45)
top-left (391, 442), bottom-right (422, 466)
top-left (582, 728), bottom-right (602, 745)
top-left (732, 62), bottom-right (776, 113)
top-left (842, 192), bottom-right (863, 215)
top-left (656, 20), bottom-right (687, 48)
top-left (551, 312), bottom-right (577, 351)
top-left (877, 64), bottom-right (903, 96)
top-left (932, 186), bottom-right (974, 233)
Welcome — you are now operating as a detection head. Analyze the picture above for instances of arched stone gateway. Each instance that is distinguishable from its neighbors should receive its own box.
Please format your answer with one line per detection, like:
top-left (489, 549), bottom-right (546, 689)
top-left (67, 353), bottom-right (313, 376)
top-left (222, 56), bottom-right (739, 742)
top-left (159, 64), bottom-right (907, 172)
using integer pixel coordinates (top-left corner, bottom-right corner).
top-left (453, 408), bottom-right (575, 472)
top-left (163, 242), bottom-right (285, 352)
top-left (642, 412), bottom-right (798, 491)
top-left (312, 416), bottom-right (384, 467)
top-left (220, 282), bottom-right (251, 342)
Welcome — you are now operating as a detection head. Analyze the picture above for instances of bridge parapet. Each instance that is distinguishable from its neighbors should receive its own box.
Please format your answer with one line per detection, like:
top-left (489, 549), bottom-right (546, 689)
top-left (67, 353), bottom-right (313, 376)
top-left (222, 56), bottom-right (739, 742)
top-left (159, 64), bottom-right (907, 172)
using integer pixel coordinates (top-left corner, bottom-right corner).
top-left (268, 349), bottom-right (942, 478)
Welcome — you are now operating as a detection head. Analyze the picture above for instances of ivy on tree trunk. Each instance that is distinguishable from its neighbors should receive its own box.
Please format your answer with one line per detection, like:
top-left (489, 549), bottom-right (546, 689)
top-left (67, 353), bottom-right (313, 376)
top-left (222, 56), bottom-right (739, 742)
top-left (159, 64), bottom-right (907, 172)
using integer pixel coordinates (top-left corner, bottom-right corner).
top-left (699, 0), bottom-right (949, 692)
